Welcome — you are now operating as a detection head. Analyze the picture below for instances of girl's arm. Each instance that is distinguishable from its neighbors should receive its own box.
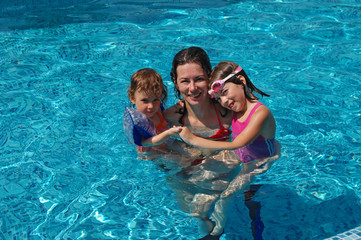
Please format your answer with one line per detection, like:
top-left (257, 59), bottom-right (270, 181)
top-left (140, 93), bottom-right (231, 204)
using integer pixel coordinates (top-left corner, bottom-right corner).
top-left (179, 107), bottom-right (271, 150)
top-left (142, 126), bottom-right (182, 147)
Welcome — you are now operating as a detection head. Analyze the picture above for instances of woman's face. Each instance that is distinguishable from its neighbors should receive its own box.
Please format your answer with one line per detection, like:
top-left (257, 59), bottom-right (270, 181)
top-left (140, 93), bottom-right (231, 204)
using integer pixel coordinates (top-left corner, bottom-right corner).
top-left (175, 63), bottom-right (209, 106)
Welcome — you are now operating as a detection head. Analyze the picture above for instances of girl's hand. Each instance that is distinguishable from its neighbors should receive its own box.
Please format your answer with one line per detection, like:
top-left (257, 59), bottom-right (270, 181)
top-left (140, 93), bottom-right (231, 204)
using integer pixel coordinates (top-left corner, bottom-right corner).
top-left (168, 126), bottom-right (182, 137)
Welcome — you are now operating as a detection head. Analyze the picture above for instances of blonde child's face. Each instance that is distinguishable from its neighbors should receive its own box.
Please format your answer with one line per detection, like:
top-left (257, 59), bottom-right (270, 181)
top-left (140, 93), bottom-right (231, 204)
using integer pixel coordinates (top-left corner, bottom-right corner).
top-left (131, 90), bottom-right (161, 119)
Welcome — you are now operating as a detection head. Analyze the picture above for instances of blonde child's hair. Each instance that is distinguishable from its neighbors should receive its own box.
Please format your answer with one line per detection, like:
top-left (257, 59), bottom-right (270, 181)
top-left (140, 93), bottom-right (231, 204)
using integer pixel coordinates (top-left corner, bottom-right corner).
top-left (128, 68), bottom-right (167, 105)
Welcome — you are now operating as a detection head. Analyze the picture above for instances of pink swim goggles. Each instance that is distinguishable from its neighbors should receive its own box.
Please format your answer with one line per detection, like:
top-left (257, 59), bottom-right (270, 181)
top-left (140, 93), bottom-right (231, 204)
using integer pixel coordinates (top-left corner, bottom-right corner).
top-left (208, 66), bottom-right (243, 98)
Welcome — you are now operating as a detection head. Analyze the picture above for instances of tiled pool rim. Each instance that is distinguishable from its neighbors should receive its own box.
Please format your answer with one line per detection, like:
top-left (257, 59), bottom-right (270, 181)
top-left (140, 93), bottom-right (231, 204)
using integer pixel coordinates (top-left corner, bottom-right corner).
top-left (325, 226), bottom-right (361, 240)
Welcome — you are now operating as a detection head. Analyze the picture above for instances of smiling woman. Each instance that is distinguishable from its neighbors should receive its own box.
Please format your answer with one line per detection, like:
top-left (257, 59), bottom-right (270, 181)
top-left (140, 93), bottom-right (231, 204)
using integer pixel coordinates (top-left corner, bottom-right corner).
top-left (175, 63), bottom-right (209, 107)
top-left (163, 46), bottom-right (236, 239)
top-left (164, 46), bottom-right (232, 134)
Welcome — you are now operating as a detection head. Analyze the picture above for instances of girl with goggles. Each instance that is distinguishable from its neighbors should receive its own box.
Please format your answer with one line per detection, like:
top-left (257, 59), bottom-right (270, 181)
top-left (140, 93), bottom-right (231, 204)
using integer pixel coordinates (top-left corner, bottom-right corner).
top-left (179, 61), bottom-right (281, 237)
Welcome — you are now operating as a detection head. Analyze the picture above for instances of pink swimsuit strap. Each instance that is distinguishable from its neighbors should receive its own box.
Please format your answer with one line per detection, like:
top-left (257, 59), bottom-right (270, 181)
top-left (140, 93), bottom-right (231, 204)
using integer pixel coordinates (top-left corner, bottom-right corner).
top-left (232, 102), bottom-right (263, 133)
top-left (232, 102), bottom-right (276, 163)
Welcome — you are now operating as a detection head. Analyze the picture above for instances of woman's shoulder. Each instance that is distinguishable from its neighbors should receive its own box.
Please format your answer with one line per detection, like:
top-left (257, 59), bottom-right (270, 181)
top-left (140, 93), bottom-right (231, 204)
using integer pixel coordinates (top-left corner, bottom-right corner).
top-left (163, 103), bottom-right (183, 126)
top-left (214, 101), bottom-right (231, 116)
top-left (213, 101), bottom-right (233, 126)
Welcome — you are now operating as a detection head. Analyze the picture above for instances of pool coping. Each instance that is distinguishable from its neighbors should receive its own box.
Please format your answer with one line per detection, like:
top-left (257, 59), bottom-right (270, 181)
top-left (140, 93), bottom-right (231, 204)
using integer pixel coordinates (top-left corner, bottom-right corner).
top-left (325, 226), bottom-right (361, 240)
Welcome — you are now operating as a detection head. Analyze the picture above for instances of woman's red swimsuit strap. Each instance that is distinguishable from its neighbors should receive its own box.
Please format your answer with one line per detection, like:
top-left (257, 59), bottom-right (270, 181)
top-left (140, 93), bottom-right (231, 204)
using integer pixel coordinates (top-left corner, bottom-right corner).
top-left (182, 102), bottom-right (231, 141)
top-left (182, 103), bottom-right (232, 166)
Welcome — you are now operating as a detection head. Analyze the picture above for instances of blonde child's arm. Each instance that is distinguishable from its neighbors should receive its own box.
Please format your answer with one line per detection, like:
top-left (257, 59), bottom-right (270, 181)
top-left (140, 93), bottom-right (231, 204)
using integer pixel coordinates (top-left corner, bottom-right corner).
top-left (141, 126), bottom-right (182, 147)
top-left (179, 108), bottom-right (270, 150)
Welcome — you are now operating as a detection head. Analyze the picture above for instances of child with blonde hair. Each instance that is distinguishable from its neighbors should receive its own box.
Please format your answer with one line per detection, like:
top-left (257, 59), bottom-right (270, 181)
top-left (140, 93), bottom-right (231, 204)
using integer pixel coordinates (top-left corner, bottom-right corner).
top-left (126, 68), bottom-right (181, 152)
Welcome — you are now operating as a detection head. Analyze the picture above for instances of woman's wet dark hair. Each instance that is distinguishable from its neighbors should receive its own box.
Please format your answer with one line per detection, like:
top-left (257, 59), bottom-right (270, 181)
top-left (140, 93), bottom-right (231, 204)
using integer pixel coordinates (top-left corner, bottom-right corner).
top-left (170, 47), bottom-right (212, 124)
top-left (170, 46), bottom-right (212, 99)
top-left (210, 61), bottom-right (270, 100)
top-left (170, 47), bottom-right (216, 124)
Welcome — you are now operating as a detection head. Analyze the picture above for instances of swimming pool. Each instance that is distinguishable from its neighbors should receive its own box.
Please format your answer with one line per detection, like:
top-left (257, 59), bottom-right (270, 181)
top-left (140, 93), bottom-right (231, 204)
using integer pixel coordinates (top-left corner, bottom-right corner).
top-left (1, 0), bottom-right (360, 239)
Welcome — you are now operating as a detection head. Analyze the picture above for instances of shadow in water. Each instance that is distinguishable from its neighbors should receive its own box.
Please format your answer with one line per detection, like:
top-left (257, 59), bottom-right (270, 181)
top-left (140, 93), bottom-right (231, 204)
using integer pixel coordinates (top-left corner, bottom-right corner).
top-left (225, 184), bottom-right (361, 240)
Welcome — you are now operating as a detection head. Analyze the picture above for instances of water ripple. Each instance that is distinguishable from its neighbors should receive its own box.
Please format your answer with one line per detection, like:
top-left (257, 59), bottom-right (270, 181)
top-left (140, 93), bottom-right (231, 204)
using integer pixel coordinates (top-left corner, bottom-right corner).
top-left (1, 1), bottom-right (361, 239)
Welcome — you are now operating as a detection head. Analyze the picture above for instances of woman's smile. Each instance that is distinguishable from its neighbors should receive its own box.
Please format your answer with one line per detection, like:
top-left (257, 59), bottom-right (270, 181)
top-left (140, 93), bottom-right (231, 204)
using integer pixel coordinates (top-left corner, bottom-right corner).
top-left (176, 63), bottom-right (209, 105)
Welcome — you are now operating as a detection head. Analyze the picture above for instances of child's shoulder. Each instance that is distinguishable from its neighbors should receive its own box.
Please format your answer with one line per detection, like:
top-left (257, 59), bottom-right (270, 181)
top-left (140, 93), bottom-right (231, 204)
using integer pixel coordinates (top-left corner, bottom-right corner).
top-left (256, 102), bottom-right (271, 113)
top-left (251, 102), bottom-right (273, 122)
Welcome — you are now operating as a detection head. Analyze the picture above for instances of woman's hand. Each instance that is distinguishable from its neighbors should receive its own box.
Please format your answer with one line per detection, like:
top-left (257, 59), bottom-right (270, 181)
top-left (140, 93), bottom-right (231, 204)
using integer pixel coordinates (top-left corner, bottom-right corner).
top-left (175, 100), bottom-right (185, 111)
top-left (179, 126), bottom-right (196, 145)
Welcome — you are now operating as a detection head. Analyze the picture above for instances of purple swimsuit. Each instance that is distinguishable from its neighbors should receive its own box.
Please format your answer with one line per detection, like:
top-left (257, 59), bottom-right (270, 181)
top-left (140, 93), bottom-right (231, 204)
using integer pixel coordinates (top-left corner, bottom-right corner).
top-left (232, 102), bottom-right (275, 163)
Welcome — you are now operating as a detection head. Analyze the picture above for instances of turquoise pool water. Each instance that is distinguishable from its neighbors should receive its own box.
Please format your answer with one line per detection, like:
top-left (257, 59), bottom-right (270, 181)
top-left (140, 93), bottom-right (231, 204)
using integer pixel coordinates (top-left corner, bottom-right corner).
top-left (1, 0), bottom-right (361, 239)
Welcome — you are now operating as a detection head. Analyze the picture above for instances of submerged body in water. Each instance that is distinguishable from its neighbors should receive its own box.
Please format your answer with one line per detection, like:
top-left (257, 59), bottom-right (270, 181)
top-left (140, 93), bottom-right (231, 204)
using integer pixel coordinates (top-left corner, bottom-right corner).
top-left (138, 129), bottom-right (281, 238)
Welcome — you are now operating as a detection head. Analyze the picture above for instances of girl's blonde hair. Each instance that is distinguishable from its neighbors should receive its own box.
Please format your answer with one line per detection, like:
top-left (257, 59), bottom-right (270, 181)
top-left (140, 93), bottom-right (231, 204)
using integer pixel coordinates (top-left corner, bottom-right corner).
top-left (128, 68), bottom-right (167, 105)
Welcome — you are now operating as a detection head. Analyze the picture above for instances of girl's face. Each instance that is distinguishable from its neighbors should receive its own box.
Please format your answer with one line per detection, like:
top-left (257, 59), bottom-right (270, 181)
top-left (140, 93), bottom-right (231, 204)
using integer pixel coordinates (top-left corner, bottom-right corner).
top-left (175, 63), bottom-right (209, 106)
top-left (130, 90), bottom-right (161, 119)
top-left (217, 81), bottom-right (246, 112)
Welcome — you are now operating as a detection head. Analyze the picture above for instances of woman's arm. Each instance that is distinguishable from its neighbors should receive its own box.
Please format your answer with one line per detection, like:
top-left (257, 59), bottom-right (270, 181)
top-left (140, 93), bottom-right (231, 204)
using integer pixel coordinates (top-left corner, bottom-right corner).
top-left (179, 107), bottom-right (271, 150)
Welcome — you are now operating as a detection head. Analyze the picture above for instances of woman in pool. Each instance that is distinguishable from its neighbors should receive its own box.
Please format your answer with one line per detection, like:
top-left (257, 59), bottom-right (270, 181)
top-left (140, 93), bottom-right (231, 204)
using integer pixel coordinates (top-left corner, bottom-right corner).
top-left (164, 47), bottom-right (233, 153)
top-left (163, 47), bottom-right (239, 239)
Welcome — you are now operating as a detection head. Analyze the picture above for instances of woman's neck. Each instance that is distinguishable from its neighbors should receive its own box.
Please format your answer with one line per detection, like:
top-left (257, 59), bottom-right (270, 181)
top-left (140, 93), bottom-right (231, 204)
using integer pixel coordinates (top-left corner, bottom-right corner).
top-left (184, 99), bottom-right (214, 124)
